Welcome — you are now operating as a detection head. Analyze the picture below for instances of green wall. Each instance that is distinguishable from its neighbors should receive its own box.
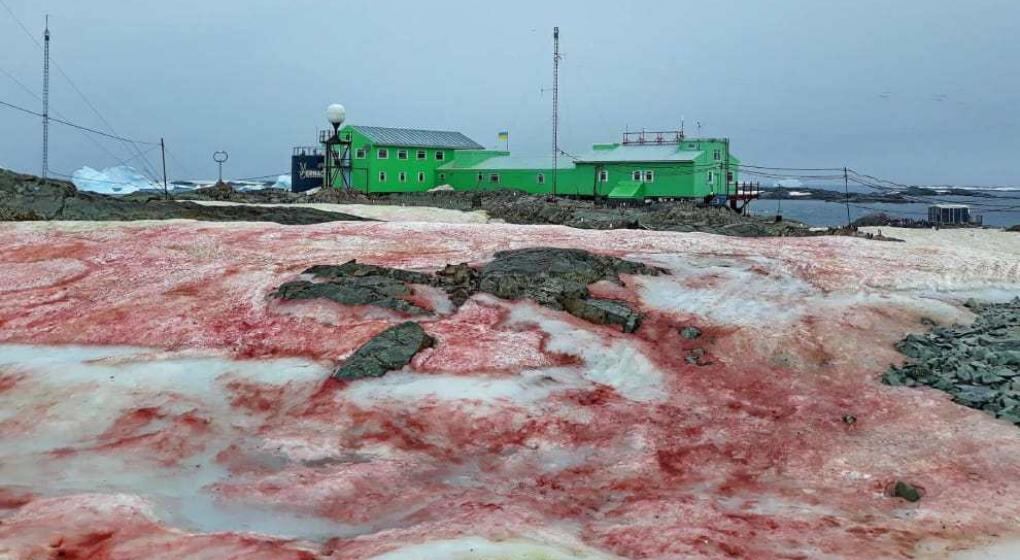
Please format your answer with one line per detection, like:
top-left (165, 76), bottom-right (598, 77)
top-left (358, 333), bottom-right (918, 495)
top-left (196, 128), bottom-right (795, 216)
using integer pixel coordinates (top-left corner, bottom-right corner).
top-left (329, 127), bottom-right (740, 200)
top-left (332, 127), bottom-right (453, 193)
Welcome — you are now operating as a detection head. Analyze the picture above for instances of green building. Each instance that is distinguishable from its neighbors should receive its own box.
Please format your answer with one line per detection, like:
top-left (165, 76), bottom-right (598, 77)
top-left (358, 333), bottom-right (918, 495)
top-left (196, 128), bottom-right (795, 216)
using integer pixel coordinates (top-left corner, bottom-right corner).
top-left (326, 126), bottom-right (741, 200)
top-left (335, 125), bottom-right (484, 193)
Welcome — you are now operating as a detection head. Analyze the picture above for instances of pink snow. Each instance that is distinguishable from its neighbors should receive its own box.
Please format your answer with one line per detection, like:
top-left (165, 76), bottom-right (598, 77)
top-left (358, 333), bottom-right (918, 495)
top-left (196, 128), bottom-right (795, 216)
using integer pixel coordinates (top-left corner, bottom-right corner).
top-left (0, 221), bottom-right (1018, 559)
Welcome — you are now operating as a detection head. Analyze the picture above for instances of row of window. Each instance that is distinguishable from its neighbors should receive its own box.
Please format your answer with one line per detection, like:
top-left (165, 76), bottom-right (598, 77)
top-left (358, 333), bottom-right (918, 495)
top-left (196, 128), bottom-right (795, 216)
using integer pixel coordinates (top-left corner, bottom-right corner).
top-left (378, 171), bottom-right (428, 183)
top-left (683, 142), bottom-right (725, 162)
top-left (630, 170), bottom-right (656, 183)
top-left (374, 169), bottom-right (728, 185)
top-left (355, 148), bottom-right (446, 161)
top-left (474, 173), bottom-right (546, 185)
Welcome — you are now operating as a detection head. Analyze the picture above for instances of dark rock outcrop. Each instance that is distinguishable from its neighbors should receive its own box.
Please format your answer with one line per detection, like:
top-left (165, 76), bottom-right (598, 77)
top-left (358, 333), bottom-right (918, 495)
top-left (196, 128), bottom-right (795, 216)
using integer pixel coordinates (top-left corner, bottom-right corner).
top-left (479, 248), bottom-right (662, 307)
top-left (477, 248), bottom-right (662, 332)
top-left (306, 260), bottom-right (433, 285)
top-left (892, 481), bottom-right (923, 503)
top-left (333, 322), bottom-right (434, 380)
top-left (883, 298), bottom-right (1020, 426)
top-left (276, 248), bottom-right (664, 334)
top-left (1, 169), bottom-right (369, 225)
top-left (433, 263), bottom-right (481, 307)
top-left (273, 277), bottom-right (428, 315)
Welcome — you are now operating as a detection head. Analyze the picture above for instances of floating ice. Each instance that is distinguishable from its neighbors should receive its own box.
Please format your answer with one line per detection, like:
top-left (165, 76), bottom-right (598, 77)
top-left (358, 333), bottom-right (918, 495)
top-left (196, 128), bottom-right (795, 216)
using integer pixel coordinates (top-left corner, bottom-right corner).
top-left (71, 165), bottom-right (160, 194)
top-left (271, 174), bottom-right (292, 190)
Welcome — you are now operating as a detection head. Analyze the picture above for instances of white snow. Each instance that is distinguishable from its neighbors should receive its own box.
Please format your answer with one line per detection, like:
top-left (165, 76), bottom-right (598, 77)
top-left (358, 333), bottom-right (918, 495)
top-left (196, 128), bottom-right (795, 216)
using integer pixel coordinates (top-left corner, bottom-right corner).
top-left (0, 344), bottom-right (352, 539)
top-left (190, 200), bottom-right (490, 224)
top-left (788, 190), bottom-right (811, 197)
top-left (365, 536), bottom-right (615, 560)
top-left (507, 305), bottom-right (669, 403)
top-left (343, 367), bottom-right (586, 409)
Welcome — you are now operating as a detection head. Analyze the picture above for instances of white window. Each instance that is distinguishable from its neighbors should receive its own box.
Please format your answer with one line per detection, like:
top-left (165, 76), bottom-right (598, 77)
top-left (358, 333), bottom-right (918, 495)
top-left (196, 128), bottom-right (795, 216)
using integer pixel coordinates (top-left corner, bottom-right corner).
top-left (598, 169), bottom-right (609, 182)
top-left (644, 170), bottom-right (655, 183)
top-left (707, 171), bottom-right (715, 184)
top-left (417, 150), bottom-right (427, 160)
top-left (435, 151), bottom-right (446, 161)
top-left (355, 148), bottom-right (366, 159)
top-left (537, 173), bottom-right (545, 184)
top-left (399, 171), bottom-right (407, 183)
top-left (632, 170), bottom-right (642, 182)
top-left (397, 149), bottom-right (408, 160)
top-left (379, 171), bottom-right (387, 182)
top-left (713, 149), bottom-right (721, 161)
top-left (418, 171), bottom-right (426, 182)
top-left (490, 173), bottom-right (500, 184)
top-left (377, 148), bottom-right (389, 159)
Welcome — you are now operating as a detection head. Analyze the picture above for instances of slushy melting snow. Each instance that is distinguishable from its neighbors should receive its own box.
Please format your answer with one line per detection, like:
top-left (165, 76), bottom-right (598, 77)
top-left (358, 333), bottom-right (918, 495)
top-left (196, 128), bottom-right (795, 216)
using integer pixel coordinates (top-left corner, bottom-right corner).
top-left (0, 220), bottom-right (1018, 559)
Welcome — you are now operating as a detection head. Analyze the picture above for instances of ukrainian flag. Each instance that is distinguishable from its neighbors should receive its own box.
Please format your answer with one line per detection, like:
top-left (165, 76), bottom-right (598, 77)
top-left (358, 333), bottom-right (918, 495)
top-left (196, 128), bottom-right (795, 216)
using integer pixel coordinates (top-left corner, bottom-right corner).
top-left (498, 131), bottom-right (509, 142)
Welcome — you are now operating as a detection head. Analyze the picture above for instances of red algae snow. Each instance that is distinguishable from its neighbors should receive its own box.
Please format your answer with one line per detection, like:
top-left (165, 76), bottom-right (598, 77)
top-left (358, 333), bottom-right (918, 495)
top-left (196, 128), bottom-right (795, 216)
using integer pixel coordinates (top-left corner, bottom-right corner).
top-left (0, 221), bottom-right (1018, 559)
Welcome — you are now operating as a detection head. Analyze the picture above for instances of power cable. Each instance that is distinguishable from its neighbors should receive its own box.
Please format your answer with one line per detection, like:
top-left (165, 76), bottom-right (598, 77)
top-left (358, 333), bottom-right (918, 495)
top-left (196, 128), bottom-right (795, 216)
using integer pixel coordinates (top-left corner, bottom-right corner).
top-left (0, 1), bottom-right (161, 179)
top-left (0, 99), bottom-right (159, 145)
top-left (1, 63), bottom-right (160, 175)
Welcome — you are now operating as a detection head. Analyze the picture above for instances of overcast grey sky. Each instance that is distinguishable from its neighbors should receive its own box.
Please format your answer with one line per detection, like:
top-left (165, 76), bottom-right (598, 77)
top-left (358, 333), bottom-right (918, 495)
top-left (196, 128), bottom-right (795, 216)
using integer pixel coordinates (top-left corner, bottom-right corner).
top-left (1, 0), bottom-right (1017, 185)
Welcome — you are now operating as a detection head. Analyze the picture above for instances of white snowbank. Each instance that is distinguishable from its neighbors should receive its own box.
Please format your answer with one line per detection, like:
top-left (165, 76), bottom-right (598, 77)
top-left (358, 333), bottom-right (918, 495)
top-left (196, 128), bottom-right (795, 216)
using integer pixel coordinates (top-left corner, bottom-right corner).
top-left (366, 536), bottom-right (614, 560)
top-left (190, 200), bottom-right (490, 224)
top-left (507, 305), bottom-right (669, 403)
top-left (71, 165), bottom-right (160, 194)
top-left (0, 344), bottom-right (348, 538)
top-left (344, 367), bottom-right (586, 409)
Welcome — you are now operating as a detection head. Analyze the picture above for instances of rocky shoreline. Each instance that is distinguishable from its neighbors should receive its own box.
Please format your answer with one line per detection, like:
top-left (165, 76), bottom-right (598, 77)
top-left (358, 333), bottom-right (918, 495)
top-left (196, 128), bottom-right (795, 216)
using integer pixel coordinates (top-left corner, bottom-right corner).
top-left (0, 170), bottom-right (369, 225)
top-left (884, 298), bottom-right (1020, 426)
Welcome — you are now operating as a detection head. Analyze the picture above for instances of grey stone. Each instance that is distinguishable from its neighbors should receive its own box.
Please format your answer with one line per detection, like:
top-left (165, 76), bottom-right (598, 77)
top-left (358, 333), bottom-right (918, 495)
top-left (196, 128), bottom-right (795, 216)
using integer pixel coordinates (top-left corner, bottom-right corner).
top-left (883, 299), bottom-right (1020, 428)
top-left (954, 385), bottom-right (1000, 406)
top-left (273, 278), bottom-right (427, 315)
top-left (680, 326), bottom-right (703, 340)
top-left (563, 297), bottom-right (642, 333)
top-left (1, 168), bottom-right (370, 225)
top-left (305, 260), bottom-right (433, 285)
top-left (333, 322), bottom-right (434, 380)
top-left (686, 348), bottom-right (711, 366)
top-left (433, 263), bottom-right (481, 307)
top-left (893, 481), bottom-right (922, 502)
top-left (478, 248), bottom-right (662, 331)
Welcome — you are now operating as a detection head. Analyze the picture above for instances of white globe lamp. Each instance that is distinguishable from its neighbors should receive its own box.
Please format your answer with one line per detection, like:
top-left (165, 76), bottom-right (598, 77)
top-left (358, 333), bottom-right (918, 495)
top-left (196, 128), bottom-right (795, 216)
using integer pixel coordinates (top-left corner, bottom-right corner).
top-left (327, 104), bottom-right (346, 135)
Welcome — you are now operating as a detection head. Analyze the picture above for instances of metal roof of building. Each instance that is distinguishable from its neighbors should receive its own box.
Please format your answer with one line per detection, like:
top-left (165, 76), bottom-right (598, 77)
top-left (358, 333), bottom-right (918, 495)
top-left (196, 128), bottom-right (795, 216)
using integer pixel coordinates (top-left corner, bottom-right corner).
top-left (352, 126), bottom-right (484, 149)
top-left (574, 145), bottom-right (704, 163)
top-left (441, 155), bottom-right (576, 171)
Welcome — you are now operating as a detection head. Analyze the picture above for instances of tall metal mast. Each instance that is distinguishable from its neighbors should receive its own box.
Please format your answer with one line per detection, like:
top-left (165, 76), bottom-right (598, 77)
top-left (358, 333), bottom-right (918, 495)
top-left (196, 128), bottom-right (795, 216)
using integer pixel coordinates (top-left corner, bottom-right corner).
top-left (42, 15), bottom-right (50, 178)
top-left (552, 26), bottom-right (560, 197)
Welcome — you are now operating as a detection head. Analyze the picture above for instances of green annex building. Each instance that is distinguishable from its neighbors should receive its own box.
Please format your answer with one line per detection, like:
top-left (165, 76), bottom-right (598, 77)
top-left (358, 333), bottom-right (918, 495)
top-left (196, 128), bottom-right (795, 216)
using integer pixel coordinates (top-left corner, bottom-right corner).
top-left (322, 125), bottom-right (743, 201)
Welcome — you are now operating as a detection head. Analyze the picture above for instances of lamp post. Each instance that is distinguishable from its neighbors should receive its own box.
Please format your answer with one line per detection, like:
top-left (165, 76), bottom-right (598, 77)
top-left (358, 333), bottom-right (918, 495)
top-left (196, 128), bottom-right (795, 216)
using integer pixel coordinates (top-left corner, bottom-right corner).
top-left (213, 151), bottom-right (229, 184)
top-left (323, 104), bottom-right (352, 192)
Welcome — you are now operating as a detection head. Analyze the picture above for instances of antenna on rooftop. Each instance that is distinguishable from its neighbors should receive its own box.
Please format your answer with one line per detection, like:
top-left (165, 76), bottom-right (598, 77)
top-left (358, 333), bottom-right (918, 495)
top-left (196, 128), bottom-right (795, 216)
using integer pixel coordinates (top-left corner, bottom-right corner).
top-left (41, 15), bottom-right (50, 178)
top-left (551, 26), bottom-right (561, 197)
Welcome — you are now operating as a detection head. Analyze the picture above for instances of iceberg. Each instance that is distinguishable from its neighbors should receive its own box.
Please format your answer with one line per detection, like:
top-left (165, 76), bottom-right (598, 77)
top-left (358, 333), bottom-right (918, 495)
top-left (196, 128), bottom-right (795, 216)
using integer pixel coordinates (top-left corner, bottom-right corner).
top-left (270, 174), bottom-right (292, 190)
top-left (774, 178), bottom-right (804, 188)
top-left (71, 166), bottom-right (160, 195)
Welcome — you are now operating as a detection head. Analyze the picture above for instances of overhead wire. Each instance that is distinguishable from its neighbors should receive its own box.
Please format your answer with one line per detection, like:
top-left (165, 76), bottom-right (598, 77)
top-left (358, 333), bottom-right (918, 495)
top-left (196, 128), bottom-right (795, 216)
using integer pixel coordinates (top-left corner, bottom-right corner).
top-left (0, 0), bottom-right (162, 179)
top-left (0, 99), bottom-right (159, 145)
top-left (0, 63), bottom-right (164, 175)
